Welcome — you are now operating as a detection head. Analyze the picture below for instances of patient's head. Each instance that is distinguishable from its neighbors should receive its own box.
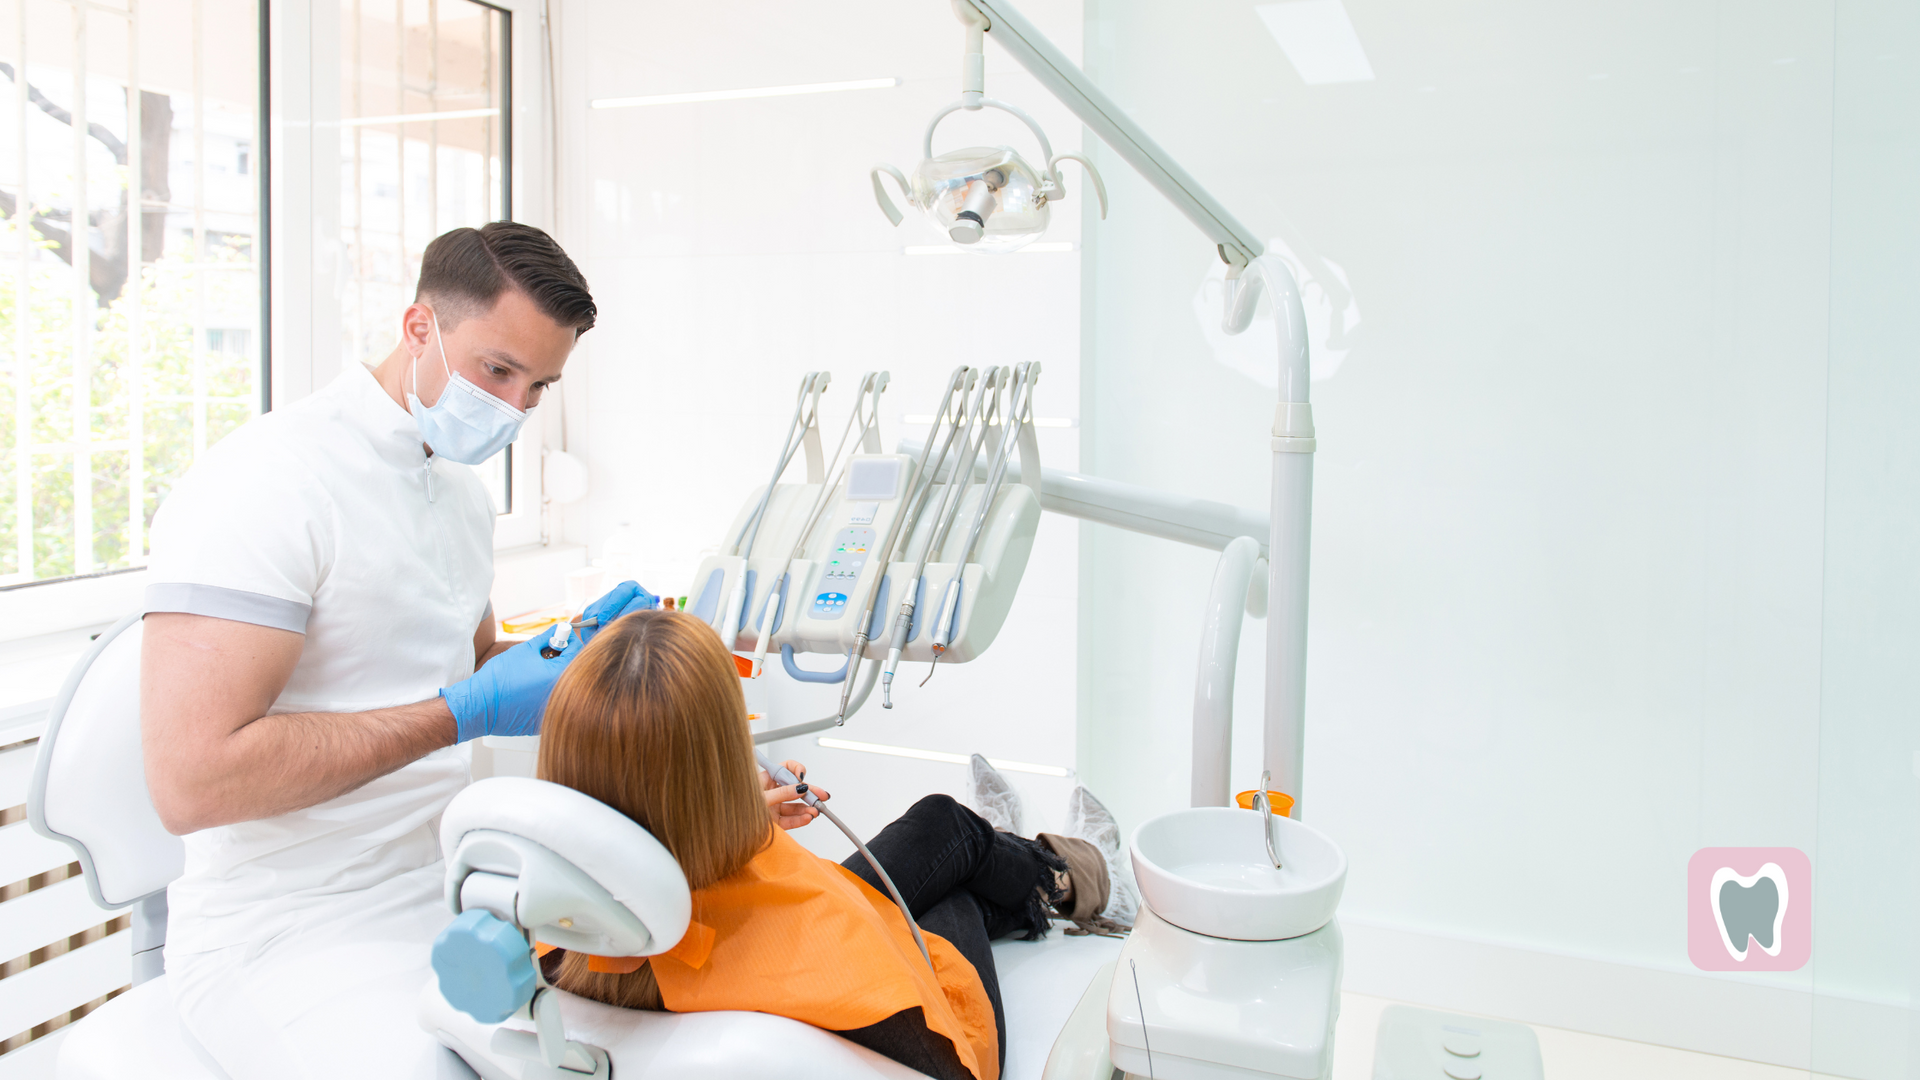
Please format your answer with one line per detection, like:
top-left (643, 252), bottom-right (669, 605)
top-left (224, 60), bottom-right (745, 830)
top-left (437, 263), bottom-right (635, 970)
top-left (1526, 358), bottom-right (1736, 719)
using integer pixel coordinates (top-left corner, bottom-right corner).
top-left (537, 610), bottom-right (768, 888)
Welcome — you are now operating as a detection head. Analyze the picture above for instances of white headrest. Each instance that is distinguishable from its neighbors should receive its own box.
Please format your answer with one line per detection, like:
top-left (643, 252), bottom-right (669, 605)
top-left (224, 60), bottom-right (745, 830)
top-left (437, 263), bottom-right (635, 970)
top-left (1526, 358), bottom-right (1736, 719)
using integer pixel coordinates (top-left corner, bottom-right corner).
top-left (29, 614), bottom-right (186, 908)
top-left (440, 777), bottom-right (691, 958)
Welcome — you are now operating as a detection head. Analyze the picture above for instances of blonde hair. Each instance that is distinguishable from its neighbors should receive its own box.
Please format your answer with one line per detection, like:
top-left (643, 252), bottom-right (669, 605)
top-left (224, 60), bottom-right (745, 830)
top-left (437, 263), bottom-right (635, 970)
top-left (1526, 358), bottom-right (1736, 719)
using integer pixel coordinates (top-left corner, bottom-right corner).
top-left (536, 610), bottom-right (769, 1008)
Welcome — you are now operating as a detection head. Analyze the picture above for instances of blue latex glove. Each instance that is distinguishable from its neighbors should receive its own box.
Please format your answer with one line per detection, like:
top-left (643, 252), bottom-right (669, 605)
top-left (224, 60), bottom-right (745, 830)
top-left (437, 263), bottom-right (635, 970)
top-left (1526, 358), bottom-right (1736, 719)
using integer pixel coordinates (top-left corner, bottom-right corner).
top-left (579, 580), bottom-right (659, 643)
top-left (443, 631), bottom-right (583, 742)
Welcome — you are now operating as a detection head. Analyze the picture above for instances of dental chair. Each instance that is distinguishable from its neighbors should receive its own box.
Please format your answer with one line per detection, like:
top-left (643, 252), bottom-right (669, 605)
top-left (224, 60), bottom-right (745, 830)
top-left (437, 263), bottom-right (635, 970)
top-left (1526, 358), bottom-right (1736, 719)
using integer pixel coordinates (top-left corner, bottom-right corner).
top-left (25, 613), bottom-right (231, 1079)
top-left (425, 775), bottom-right (929, 1078)
top-left (26, 613), bottom-right (1118, 1079)
top-left (425, 777), bottom-right (1126, 1080)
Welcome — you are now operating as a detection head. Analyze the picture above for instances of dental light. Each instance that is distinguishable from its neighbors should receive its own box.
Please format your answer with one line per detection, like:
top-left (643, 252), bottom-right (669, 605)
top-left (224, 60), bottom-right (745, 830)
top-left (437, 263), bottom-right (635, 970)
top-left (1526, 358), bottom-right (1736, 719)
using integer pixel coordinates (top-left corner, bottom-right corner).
top-left (870, 2), bottom-right (1107, 252)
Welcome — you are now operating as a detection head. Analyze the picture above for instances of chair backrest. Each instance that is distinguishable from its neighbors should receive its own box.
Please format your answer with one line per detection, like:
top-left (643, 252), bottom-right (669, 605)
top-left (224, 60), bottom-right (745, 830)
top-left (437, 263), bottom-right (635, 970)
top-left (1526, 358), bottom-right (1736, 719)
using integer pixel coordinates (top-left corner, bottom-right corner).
top-left (439, 777), bottom-right (691, 957)
top-left (28, 613), bottom-right (186, 909)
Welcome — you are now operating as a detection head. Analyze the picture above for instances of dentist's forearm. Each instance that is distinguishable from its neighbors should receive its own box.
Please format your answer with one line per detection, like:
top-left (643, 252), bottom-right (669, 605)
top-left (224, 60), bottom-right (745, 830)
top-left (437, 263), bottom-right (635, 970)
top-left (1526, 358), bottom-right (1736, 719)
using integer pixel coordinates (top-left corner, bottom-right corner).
top-left (143, 612), bottom-right (461, 835)
top-left (206, 699), bottom-right (454, 832)
top-left (154, 698), bottom-right (457, 834)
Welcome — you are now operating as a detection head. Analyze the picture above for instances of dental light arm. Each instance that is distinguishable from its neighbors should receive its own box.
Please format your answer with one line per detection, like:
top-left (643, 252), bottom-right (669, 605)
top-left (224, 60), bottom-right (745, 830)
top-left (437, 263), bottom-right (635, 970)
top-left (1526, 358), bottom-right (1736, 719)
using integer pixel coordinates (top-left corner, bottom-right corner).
top-left (955, 0), bottom-right (1262, 267)
top-left (943, 0), bottom-right (1318, 813)
top-left (1225, 255), bottom-right (1313, 410)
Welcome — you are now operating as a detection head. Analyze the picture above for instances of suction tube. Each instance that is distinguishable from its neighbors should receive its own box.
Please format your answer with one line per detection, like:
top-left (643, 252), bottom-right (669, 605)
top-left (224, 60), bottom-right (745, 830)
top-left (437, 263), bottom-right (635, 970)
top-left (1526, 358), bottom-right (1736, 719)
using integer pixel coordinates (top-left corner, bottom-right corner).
top-left (755, 751), bottom-right (934, 971)
top-left (882, 368), bottom-right (1002, 705)
top-left (875, 369), bottom-right (983, 709)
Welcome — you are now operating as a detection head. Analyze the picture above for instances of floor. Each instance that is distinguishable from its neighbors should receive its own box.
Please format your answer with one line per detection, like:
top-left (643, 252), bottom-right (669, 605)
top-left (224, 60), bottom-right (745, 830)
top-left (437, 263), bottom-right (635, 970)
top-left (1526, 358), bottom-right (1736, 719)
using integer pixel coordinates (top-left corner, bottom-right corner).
top-left (1330, 992), bottom-right (1844, 1080)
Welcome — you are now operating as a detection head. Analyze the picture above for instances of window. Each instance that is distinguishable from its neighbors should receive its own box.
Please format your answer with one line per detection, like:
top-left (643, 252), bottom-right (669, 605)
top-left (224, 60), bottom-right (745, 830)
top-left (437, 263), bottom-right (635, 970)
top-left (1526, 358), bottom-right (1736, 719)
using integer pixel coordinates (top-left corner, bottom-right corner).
top-left (1, 0), bottom-right (262, 591)
top-left (336, 0), bottom-right (520, 519)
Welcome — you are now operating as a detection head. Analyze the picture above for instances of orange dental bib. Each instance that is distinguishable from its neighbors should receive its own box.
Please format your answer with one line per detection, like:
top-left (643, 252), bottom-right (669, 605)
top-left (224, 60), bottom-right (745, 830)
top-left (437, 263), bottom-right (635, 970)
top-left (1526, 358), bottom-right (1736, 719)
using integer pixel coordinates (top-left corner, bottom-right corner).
top-left (649, 827), bottom-right (999, 1080)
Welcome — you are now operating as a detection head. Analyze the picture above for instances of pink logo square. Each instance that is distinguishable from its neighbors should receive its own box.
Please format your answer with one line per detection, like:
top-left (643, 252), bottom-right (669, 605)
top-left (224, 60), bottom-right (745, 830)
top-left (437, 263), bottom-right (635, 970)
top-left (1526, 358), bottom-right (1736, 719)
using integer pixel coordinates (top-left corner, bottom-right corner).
top-left (1688, 847), bottom-right (1810, 971)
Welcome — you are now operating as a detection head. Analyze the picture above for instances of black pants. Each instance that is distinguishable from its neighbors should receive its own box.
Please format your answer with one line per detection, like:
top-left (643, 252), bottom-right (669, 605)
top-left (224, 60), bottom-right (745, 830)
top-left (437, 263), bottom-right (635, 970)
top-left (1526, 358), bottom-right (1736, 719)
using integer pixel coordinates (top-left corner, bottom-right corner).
top-left (837, 794), bottom-right (1064, 1077)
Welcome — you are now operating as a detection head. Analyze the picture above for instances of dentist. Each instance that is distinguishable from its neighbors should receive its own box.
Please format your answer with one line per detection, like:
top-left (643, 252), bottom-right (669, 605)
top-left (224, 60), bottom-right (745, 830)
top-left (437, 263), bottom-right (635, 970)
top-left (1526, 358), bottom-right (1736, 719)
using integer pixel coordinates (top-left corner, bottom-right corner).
top-left (138, 223), bottom-right (642, 1077)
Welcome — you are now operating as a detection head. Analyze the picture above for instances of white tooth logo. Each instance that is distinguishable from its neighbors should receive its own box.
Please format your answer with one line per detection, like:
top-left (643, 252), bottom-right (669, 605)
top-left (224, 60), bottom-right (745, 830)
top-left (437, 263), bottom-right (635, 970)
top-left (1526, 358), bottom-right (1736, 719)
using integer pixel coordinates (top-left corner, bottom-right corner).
top-left (1710, 862), bottom-right (1788, 962)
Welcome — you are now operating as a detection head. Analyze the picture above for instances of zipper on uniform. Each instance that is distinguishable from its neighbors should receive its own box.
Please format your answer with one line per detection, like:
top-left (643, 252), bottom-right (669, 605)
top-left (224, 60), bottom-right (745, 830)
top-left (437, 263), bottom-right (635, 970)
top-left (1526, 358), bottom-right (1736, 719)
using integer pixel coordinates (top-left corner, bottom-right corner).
top-left (424, 456), bottom-right (436, 503)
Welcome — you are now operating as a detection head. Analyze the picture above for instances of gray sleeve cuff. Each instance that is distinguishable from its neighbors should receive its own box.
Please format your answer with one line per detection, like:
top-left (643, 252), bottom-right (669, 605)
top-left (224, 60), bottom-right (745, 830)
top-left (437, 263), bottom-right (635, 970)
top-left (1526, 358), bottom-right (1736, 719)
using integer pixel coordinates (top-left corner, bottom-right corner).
top-left (144, 583), bottom-right (312, 633)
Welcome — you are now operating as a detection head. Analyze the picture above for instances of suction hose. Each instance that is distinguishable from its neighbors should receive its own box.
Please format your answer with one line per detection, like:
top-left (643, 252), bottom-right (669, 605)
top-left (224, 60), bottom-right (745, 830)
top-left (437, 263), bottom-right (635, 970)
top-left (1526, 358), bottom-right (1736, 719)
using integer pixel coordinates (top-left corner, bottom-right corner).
top-left (754, 752), bottom-right (934, 972)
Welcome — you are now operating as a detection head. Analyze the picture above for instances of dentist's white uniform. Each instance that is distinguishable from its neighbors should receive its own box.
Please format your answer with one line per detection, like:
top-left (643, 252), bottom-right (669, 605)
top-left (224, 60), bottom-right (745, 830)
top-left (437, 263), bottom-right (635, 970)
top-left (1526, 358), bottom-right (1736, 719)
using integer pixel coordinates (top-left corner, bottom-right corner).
top-left (144, 361), bottom-right (494, 1078)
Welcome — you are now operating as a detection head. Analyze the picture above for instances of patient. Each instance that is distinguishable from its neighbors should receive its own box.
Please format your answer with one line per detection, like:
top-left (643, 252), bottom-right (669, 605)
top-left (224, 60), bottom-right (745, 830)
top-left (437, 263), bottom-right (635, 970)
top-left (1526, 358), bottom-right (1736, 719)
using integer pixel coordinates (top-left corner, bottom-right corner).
top-left (533, 610), bottom-right (1130, 1080)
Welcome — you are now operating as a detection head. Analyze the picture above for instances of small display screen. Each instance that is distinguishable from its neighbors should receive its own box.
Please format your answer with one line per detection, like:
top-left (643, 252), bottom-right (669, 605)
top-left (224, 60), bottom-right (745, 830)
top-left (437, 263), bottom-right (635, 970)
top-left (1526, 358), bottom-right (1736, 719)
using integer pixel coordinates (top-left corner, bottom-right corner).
top-left (847, 457), bottom-right (903, 500)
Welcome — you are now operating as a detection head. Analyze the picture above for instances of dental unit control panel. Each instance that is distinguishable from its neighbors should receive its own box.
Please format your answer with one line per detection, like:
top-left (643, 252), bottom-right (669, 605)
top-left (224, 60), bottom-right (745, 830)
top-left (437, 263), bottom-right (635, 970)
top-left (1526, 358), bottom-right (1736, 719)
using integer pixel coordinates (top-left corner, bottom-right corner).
top-left (686, 365), bottom-right (1043, 742)
top-left (811, 527), bottom-right (875, 618)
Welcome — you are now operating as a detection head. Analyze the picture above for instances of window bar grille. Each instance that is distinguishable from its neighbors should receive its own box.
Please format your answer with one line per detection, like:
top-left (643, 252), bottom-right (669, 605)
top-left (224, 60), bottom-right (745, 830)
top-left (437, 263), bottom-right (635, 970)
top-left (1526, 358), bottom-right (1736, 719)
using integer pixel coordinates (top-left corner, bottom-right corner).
top-left (481, 10), bottom-right (491, 223)
top-left (11, 0), bottom-right (30, 582)
top-left (427, 0), bottom-right (439, 245)
top-left (350, 0), bottom-right (364, 368)
top-left (393, 0), bottom-right (405, 290)
top-left (70, 0), bottom-right (94, 576)
top-left (127, 0), bottom-right (145, 568)
top-left (191, 0), bottom-right (206, 462)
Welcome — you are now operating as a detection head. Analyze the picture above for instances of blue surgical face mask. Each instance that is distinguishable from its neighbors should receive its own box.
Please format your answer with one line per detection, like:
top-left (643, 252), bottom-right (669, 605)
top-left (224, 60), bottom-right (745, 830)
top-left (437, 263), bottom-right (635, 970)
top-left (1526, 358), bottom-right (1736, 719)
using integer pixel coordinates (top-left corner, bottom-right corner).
top-left (406, 310), bottom-right (529, 465)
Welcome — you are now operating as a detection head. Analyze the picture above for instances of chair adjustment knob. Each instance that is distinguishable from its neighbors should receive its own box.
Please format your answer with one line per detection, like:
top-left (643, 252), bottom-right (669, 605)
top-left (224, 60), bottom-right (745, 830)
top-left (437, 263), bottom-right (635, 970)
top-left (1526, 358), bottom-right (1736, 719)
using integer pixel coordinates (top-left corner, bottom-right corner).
top-left (432, 908), bottom-right (538, 1024)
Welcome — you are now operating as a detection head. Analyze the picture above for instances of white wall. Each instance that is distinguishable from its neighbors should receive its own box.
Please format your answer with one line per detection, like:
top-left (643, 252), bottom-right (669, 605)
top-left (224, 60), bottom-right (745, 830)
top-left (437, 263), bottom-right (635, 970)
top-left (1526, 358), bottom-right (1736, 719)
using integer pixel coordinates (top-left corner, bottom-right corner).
top-left (551, 0), bottom-right (1090, 850)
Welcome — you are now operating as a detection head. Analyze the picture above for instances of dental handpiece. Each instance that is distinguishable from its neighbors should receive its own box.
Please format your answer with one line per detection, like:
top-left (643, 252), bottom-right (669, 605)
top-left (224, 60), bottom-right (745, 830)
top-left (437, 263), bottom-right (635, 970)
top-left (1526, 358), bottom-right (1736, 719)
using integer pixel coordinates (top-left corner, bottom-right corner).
top-left (920, 370), bottom-right (1006, 657)
top-left (541, 615), bottom-right (599, 659)
top-left (881, 627), bottom-right (909, 708)
top-left (754, 751), bottom-right (933, 970)
top-left (931, 363), bottom-right (1038, 656)
top-left (880, 370), bottom-right (1000, 702)
top-left (723, 373), bottom-right (829, 649)
top-left (876, 370), bottom-right (976, 709)
top-left (847, 369), bottom-right (972, 718)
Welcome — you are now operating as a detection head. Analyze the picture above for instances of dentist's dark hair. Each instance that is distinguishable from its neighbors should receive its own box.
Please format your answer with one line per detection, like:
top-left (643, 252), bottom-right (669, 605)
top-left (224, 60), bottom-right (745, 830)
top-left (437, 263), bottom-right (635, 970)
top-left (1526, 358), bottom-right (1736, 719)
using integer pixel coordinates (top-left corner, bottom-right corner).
top-left (536, 609), bottom-right (770, 1010)
top-left (415, 221), bottom-right (597, 336)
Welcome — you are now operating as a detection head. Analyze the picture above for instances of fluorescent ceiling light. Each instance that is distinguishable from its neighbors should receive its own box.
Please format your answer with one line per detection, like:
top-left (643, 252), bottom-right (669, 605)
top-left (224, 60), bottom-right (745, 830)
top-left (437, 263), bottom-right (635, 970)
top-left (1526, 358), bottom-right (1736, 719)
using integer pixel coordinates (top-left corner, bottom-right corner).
top-left (902, 414), bottom-right (1075, 428)
top-left (592, 77), bottom-right (900, 110)
top-left (335, 107), bottom-right (500, 127)
top-left (816, 737), bottom-right (1072, 778)
top-left (903, 241), bottom-right (1077, 256)
top-left (1256, 0), bottom-right (1375, 85)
